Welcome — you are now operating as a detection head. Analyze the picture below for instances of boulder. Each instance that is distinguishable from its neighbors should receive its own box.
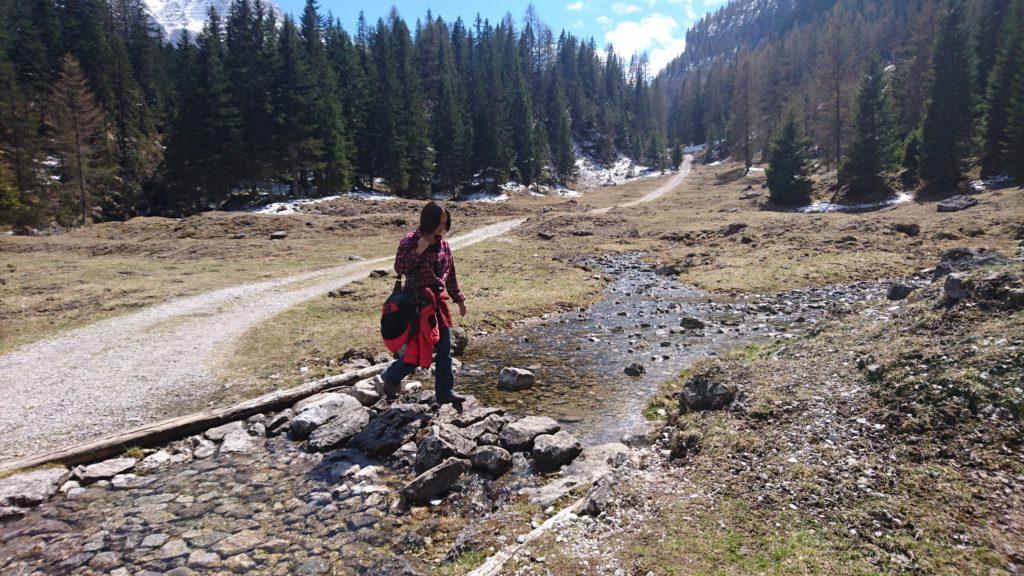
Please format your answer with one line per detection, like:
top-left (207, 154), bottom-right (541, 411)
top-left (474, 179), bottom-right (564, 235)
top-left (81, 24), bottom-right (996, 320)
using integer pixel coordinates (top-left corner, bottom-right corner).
top-left (679, 316), bottom-right (705, 329)
top-left (499, 416), bottom-right (561, 452)
top-left (349, 378), bottom-right (381, 406)
top-left (219, 429), bottom-right (255, 454)
top-left (886, 283), bottom-right (916, 301)
top-left (0, 467), bottom-right (70, 507)
top-left (937, 195), bottom-right (978, 212)
top-left (942, 273), bottom-right (968, 305)
top-left (401, 457), bottom-right (470, 505)
top-left (892, 223), bottom-right (920, 237)
top-left (137, 450), bottom-right (172, 471)
top-left (204, 421), bottom-right (244, 441)
top-left (308, 408), bottom-right (370, 452)
top-left (266, 409), bottom-right (293, 436)
top-left (289, 393), bottom-right (364, 439)
top-left (269, 230), bottom-right (288, 240)
top-left (469, 445), bottom-right (513, 477)
top-left (450, 327), bottom-right (469, 357)
top-left (193, 438), bottom-right (217, 459)
top-left (933, 247), bottom-right (1010, 279)
top-left (624, 362), bottom-right (645, 377)
top-left (353, 404), bottom-right (431, 456)
top-left (532, 431), bottom-right (583, 471)
top-left (680, 370), bottom-right (737, 411)
top-left (415, 425), bottom-right (475, 473)
top-left (580, 474), bottom-right (615, 516)
top-left (80, 458), bottom-right (136, 482)
top-left (498, 367), bottom-right (536, 391)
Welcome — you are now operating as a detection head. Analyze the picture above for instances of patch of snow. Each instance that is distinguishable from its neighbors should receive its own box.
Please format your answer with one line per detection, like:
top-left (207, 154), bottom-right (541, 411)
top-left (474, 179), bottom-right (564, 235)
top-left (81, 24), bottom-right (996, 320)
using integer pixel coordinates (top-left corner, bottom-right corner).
top-left (456, 191), bottom-right (510, 203)
top-left (797, 192), bottom-right (912, 214)
top-left (748, 166), bottom-right (765, 173)
top-left (708, 160), bottom-right (723, 166)
top-left (573, 143), bottom-right (659, 188)
top-left (683, 143), bottom-right (707, 154)
top-left (970, 175), bottom-right (1011, 192)
top-left (346, 191), bottom-right (398, 201)
top-left (249, 195), bottom-right (341, 215)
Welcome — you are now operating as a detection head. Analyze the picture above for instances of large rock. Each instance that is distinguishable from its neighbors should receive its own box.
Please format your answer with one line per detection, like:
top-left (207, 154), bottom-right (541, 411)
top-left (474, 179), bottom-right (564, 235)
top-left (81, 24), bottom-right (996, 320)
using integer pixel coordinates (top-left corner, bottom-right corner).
top-left (414, 425), bottom-right (475, 473)
top-left (719, 222), bottom-right (748, 236)
top-left (523, 442), bottom-right (631, 507)
top-left (937, 195), bottom-right (978, 212)
top-left (680, 369), bottom-right (736, 411)
top-left (933, 247), bottom-right (1010, 279)
top-left (887, 283), bottom-right (916, 301)
top-left (308, 408), bottom-right (371, 452)
top-left (80, 457), bottom-right (137, 482)
top-left (401, 457), bottom-right (470, 505)
top-left (892, 223), bottom-right (920, 237)
top-left (580, 474), bottom-right (616, 516)
top-left (450, 326), bottom-right (469, 356)
top-left (219, 429), bottom-right (255, 454)
top-left (942, 273), bottom-right (968, 305)
top-left (679, 316), bottom-right (705, 329)
top-left (0, 467), bottom-right (70, 507)
top-left (498, 367), bottom-right (535, 391)
top-left (470, 445), bottom-right (512, 477)
top-left (461, 413), bottom-right (510, 441)
top-left (532, 431), bottom-right (583, 472)
top-left (499, 416), bottom-right (561, 452)
top-left (204, 421), bottom-right (244, 441)
top-left (624, 362), bottom-right (645, 377)
top-left (348, 378), bottom-right (381, 406)
top-left (289, 393), bottom-right (363, 438)
top-left (353, 404), bottom-right (431, 456)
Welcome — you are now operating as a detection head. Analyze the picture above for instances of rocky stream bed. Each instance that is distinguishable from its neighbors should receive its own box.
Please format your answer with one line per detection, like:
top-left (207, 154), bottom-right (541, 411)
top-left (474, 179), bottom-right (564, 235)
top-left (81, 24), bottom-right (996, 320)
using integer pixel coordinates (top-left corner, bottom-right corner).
top-left (0, 253), bottom-right (905, 575)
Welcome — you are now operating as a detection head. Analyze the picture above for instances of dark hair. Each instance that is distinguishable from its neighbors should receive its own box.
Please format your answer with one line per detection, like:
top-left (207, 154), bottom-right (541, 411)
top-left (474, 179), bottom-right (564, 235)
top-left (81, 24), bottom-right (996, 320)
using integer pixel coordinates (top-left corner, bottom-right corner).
top-left (419, 201), bottom-right (451, 235)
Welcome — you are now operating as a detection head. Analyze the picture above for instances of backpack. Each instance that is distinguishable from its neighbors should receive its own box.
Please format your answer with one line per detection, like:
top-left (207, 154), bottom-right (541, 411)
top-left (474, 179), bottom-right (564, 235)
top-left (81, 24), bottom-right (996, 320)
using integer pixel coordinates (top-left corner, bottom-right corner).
top-left (381, 278), bottom-right (419, 354)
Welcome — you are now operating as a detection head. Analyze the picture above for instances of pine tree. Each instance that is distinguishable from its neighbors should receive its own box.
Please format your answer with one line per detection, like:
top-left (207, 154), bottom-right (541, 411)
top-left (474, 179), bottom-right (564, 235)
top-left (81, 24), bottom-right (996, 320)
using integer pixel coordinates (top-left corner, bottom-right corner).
top-left (48, 54), bottom-right (110, 225)
top-left (728, 50), bottom-right (754, 172)
top-left (1006, 48), bottom-right (1024, 179)
top-left (900, 129), bottom-right (922, 187)
top-left (274, 16), bottom-right (319, 196)
top-left (766, 117), bottom-right (813, 206)
top-left (981, 0), bottom-right (1024, 176)
top-left (546, 70), bottom-right (575, 182)
top-left (919, 0), bottom-right (976, 193)
top-left (839, 56), bottom-right (896, 201)
top-left (0, 159), bottom-right (17, 222)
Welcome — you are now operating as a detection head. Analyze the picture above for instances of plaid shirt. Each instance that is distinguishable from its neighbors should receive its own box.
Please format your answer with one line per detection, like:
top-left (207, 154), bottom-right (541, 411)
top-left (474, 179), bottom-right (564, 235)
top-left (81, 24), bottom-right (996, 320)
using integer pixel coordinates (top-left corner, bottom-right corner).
top-left (394, 230), bottom-right (465, 303)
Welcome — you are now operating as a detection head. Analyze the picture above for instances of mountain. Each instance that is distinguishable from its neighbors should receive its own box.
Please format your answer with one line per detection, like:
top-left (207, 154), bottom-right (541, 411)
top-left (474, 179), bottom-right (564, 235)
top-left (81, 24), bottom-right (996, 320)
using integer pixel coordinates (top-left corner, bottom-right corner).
top-left (143, 0), bottom-right (281, 42)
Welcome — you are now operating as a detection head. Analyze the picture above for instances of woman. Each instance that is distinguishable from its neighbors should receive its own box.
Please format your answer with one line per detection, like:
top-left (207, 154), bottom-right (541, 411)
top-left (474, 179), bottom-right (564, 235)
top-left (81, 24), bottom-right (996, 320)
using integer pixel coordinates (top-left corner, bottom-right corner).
top-left (381, 201), bottom-right (468, 406)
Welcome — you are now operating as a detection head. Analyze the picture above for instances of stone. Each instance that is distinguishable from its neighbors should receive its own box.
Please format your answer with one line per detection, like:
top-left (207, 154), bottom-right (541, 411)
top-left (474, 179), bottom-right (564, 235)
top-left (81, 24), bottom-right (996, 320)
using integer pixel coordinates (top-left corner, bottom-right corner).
top-left (270, 230), bottom-right (288, 239)
top-left (943, 273), bottom-right (968, 305)
top-left (499, 416), bottom-right (561, 452)
top-left (224, 554), bottom-right (256, 572)
top-left (295, 558), bottom-right (328, 575)
top-left (668, 430), bottom-right (702, 460)
top-left (81, 457), bottom-right (136, 482)
top-left (450, 327), bottom-right (469, 356)
top-left (0, 506), bottom-right (26, 521)
top-left (580, 474), bottom-right (616, 516)
top-left (679, 316), bottom-right (705, 329)
top-left (470, 445), bottom-right (513, 477)
top-left (401, 457), bottom-right (470, 505)
top-left (887, 283), bottom-right (916, 301)
top-left (204, 420), bottom-right (245, 441)
top-left (193, 438), bottom-right (217, 459)
top-left (266, 409), bottom-right (294, 435)
top-left (137, 450), bottom-right (172, 471)
top-left (498, 367), bottom-right (536, 391)
top-left (0, 467), bottom-right (70, 507)
top-left (719, 222), bottom-right (748, 236)
top-left (937, 195), bottom-right (978, 212)
top-left (620, 431), bottom-right (654, 449)
top-left (892, 223), bottom-right (920, 237)
top-left (532, 431), bottom-right (583, 471)
top-left (141, 533), bottom-right (170, 547)
top-left (415, 425), bottom-right (475, 473)
top-left (187, 550), bottom-right (221, 568)
top-left (212, 529), bottom-right (264, 556)
top-left (88, 551), bottom-right (122, 571)
top-left (219, 429), bottom-right (255, 453)
top-left (523, 443), bottom-right (631, 507)
top-left (308, 408), bottom-right (371, 452)
top-left (353, 404), bottom-right (431, 456)
top-left (349, 378), bottom-right (381, 405)
top-left (157, 538), bottom-right (190, 559)
top-left (290, 393), bottom-right (364, 438)
top-left (624, 362), bottom-right (645, 377)
top-left (680, 370), bottom-right (736, 411)
top-left (933, 247), bottom-right (1010, 279)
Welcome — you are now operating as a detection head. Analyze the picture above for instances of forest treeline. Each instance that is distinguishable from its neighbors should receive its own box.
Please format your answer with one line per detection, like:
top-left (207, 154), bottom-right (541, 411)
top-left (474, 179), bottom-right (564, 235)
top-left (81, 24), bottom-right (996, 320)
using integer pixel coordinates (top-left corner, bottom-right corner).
top-left (662, 0), bottom-right (1024, 202)
top-left (0, 0), bottom-right (669, 226)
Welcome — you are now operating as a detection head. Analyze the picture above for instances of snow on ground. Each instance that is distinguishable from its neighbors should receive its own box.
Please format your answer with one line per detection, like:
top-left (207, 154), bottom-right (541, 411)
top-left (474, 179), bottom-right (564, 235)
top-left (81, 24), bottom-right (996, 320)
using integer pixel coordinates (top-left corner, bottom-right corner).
top-left (573, 144), bottom-right (660, 188)
top-left (683, 143), bottom-right (707, 154)
top-left (971, 175), bottom-right (1011, 192)
top-left (797, 192), bottom-right (913, 213)
top-left (249, 195), bottom-right (343, 215)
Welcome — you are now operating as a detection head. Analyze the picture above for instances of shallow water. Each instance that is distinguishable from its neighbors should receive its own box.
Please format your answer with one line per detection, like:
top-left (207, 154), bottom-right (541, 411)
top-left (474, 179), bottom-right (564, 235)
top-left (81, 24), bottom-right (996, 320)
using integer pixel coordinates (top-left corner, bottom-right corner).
top-left (0, 253), bottom-right (887, 574)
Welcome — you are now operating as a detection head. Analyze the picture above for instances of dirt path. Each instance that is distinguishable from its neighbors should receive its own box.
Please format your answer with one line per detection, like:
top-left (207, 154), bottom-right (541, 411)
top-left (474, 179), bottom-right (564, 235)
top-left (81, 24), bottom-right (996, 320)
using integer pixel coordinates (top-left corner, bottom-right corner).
top-left (0, 219), bottom-right (523, 461)
top-left (591, 154), bottom-right (692, 214)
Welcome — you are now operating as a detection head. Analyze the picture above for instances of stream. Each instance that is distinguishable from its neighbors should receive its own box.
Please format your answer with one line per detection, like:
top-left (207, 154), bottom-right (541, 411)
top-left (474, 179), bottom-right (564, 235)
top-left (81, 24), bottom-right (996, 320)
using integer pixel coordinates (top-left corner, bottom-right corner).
top-left (0, 254), bottom-right (891, 575)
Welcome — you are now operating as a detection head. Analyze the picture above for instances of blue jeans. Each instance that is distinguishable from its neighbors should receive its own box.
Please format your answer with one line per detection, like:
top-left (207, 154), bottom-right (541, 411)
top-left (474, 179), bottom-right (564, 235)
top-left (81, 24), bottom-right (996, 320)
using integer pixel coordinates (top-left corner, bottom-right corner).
top-left (382, 324), bottom-right (455, 400)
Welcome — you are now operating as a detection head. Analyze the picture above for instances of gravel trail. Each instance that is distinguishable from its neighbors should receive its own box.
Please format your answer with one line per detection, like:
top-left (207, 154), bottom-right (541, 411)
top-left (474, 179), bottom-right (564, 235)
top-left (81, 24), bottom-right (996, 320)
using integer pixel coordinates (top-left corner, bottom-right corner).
top-left (591, 154), bottom-right (692, 214)
top-left (0, 219), bottom-right (523, 461)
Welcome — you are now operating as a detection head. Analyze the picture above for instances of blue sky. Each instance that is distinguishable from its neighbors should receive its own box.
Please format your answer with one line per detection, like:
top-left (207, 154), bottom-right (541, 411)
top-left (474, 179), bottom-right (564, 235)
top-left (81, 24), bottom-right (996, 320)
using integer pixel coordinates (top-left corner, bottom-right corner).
top-left (274, 0), bottom-right (730, 73)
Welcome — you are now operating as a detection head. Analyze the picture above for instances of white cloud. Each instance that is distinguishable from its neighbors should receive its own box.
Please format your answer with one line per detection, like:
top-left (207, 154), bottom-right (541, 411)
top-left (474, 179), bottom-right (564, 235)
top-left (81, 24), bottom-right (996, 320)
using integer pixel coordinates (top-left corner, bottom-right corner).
top-left (566, 1), bottom-right (585, 10)
top-left (571, 19), bottom-right (586, 29)
top-left (604, 12), bottom-right (686, 73)
top-left (596, 15), bottom-right (612, 27)
top-left (611, 2), bottom-right (641, 14)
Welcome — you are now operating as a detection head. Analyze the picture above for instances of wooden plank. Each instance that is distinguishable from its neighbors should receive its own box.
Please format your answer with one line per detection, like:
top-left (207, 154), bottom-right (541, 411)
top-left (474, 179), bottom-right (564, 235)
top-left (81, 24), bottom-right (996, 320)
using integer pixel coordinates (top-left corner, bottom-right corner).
top-left (0, 363), bottom-right (388, 474)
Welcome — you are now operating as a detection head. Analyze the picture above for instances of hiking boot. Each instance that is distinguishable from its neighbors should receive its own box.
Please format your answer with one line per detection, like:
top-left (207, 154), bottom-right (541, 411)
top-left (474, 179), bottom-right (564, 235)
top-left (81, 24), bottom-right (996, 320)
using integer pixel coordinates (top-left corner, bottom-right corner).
top-left (435, 392), bottom-right (466, 410)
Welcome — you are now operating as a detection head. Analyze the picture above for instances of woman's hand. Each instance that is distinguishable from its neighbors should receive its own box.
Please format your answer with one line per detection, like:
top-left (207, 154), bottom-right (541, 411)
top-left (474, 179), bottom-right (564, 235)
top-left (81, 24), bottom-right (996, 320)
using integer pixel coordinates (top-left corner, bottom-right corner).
top-left (457, 301), bottom-right (467, 317)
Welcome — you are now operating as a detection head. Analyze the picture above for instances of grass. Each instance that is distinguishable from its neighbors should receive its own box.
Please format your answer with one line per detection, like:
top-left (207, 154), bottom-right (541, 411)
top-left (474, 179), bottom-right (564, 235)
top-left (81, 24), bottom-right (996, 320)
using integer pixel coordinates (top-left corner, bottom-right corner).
top-left (436, 549), bottom-right (488, 575)
top-left (122, 445), bottom-right (144, 460)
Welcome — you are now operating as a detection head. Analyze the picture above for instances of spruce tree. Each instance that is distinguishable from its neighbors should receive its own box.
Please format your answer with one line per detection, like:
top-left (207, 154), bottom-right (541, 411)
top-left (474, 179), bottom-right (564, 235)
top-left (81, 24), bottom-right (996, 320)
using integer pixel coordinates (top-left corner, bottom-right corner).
top-left (1006, 51), bottom-right (1024, 179)
top-left (766, 117), bottom-right (813, 206)
top-left (274, 16), bottom-right (319, 196)
top-left (900, 129), bottom-right (922, 187)
top-left (982, 0), bottom-right (1024, 176)
top-left (839, 55), bottom-right (895, 201)
top-left (918, 0), bottom-right (976, 193)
